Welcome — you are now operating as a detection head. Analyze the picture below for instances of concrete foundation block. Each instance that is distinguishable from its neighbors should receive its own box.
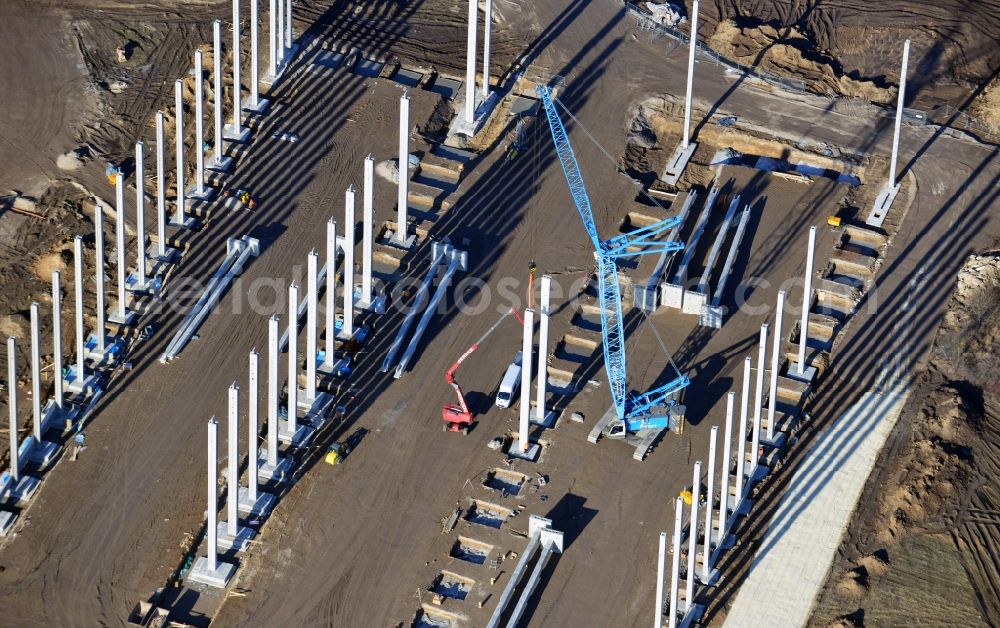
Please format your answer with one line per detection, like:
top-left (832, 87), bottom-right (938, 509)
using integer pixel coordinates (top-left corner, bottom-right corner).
top-left (507, 437), bottom-right (540, 461)
top-left (216, 521), bottom-right (255, 552)
top-left (11, 475), bottom-right (40, 504)
top-left (866, 181), bottom-right (898, 228)
top-left (785, 364), bottom-right (817, 384)
top-left (661, 283), bottom-right (684, 310)
top-left (237, 486), bottom-right (277, 519)
top-left (206, 155), bottom-right (234, 173)
top-left (661, 141), bottom-right (697, 186)
top-left (28, 440), bottom-right (61, 468)
top-left (0, 509), bottom-right (17, 536)
top-left (277, 419), bottom-right (315, 448)
top-left (222, 125), bottom-right (251, 143)
top-left (257, 451), bottom-right (292, 484)
top-left (187, 556), bottom-right (236, 588)
top-left (682, 290), bottom-right (707, 315)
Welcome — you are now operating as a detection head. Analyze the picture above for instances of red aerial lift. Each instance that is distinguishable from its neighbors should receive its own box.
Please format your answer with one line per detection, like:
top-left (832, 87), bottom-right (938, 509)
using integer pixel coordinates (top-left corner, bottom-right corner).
top-left (442, 308), bottom-right (525, 433)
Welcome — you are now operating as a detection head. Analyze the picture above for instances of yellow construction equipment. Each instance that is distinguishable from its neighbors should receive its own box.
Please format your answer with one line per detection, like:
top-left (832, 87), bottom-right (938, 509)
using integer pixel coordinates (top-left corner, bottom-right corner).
top-left (325, 441), bottom-right (350, 465)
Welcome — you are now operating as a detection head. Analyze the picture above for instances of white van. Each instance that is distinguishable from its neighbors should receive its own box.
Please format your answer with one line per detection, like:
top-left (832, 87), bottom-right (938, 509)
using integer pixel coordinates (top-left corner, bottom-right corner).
top-left (495, 351), bottom-right (523, 409)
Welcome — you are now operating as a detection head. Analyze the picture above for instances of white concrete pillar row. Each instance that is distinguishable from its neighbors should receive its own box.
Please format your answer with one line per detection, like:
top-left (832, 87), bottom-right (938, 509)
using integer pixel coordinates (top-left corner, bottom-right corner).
top-left (51, 271), bottom-right (63, 411)
top-left (135, 141), bottom-right (147, 286)
top-left (655, 530), bottom-right (667, 628)
top-left (114, 176), bottom-right (128, 319)
top-left (396, 93), bottom-right (410, 244)
top-left (718, 391), bottom-right (734, 538)
top-left (361, 155), bottom-right (374, 305)
top-left (482, 0), bottom-right (492, 100)
top-left (73, 236), bottom-right (85, 383)
top-left (799, 226), bottom-right (817, 373)
top-left (751, 324), bottom-right (768, 472)
top-left (682, 0), bottom-right (699, 148)
top-left (267, 314), bottom-right (279, 466)
top-left (174, 79), bottom-right (186, 225)
top-left (247, 349), bottom-right (260, 501)
top-left (702, 426), bottom-right (718, 581)
top-left (206, 416), bottom-right (220, 572)
top-left (227, 381), bottom-right (239, 538)
top-left (306, 249), bottom-right (318, 401)
top-left (735, 356), bottom-right (751, 502)
top-left (342, 187), bottom-right (355, 339)
top-left (8, 337), bottom-right (19, 482)
top-left (287, 282), bottom-right (299, 432)
top-left (889, 39), bottom-right (911, 188)
top-left (685, 461), bottom-right (701, 611)
top-left (324, 218), bottom-right (337, 366)
top-left (518, 308), bottom-right (535, 451)
top-left (94, 206), bottom-right (106, 350)
top-left (155, 111), bottom-right (167, 258)
top-left (29, 303), bottom-right (41, 440)
top-left (535, 274), bottom-right (551, 421)
top-left (464, 0), bottom-right (478, 124)
top-left (194, 50), bottom-right (206, 196)
top-left (668, 496), bottom-right (683, 628)
top-left (768, 290), bottom-right (785, 441)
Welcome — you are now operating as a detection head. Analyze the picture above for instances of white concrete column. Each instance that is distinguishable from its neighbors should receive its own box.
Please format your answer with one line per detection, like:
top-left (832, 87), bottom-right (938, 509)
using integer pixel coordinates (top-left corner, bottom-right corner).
top-left (519, 308), bottom-right (534, 451)
top-left (768, 290), bottom-right (785, 441)
top-left (464, 0), bottom-right (478, 124)
top-left (248, 349), bottom-right (260, 501)
top-left (94, 205), bottom-right (107, 351)
top-left (52, 271), bottom-right (63, 411)
top-left (735, 356), bottom-right (751, 502)
top-left (361, 154), bottom-right (374, 305)
top-left (268, 0), bottom-right (277, 78)
top-left (213, 20), bottom-right (224, 164)
top-left (685, 461), bottom-right (701, 609)
top-left (719, 391), bottom-right (734, 537)
top-left (276, 0), bottom-right (284, 64)
top-left (267, 314), bottom-right (279, 466)
top-left (155, 111), bottom-right (167, 258)
top-left (682, 0), bottom-right (699, 148)
top-left (306, 249), bottom-right (318, 400)
top-left (482, 0), bottom-right (492, 100)
top-left (206, 416), bottom-right (220, 572)
top-left (889, 39), bottom-right (910, 188)
top-left (751, 324), bottom-right (767, 472)
top-left (227, 381), bottom-right (239, 538)
top-left (342, 186), bottom-right (355, 338)
top-left (231, 0), bottom-right (242, 131)
top-left (249, 0), bottom-right (260, 107)
top-left (284, 0), bottom-right (292, 49)
top-left (8, 337), bottom-right (19, 482)
top-left (29, 303), bottom-right (41, 439)
top-left (668, 496), bottom-right (683, 628)
top-left (535, 274), bottom-right (551, 421)
top-left (324, 218), bottom-right (337, 366)
top-left (174, 79), bottom-right (186, 224)
top-left (396, 93), bottom-right (410, 244)
top-left (799, 226), bottom-right (817, 373)
top-left (655, 530), bottom-right (667, 628)
top-left (194, 50), bottom-right (206, 195)
top-left (73, 236), bottom-right (85, 382)
top-left (702, 426), bottom-right (718, 581)
top-left (287, 282), bottom-right (299, 432)
top-left (135, 141), bottom-right (148, 286)
top-left (114, 177), bottom-right (128, 320)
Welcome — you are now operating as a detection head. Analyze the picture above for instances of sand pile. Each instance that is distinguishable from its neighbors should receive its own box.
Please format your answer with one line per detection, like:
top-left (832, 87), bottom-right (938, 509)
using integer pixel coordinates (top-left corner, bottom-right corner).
top-left (708, 20), bottom-right (893, 104)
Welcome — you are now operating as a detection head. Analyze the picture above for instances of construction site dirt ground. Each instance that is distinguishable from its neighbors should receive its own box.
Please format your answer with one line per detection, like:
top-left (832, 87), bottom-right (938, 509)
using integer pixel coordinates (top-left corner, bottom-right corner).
top-left (0, 1), bottom-right (998, 627)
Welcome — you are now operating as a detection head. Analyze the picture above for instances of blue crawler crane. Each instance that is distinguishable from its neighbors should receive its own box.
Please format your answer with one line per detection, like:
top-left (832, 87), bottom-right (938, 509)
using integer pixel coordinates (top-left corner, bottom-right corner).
top-left (536, 84), bottom-right (690, 439)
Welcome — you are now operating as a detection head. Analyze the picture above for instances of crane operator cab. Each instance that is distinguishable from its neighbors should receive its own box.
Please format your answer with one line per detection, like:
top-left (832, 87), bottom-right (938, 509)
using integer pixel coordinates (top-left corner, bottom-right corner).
top-left (606, 402), bottom-right (686, 439)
